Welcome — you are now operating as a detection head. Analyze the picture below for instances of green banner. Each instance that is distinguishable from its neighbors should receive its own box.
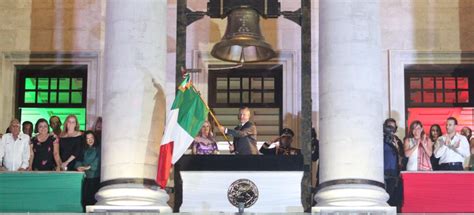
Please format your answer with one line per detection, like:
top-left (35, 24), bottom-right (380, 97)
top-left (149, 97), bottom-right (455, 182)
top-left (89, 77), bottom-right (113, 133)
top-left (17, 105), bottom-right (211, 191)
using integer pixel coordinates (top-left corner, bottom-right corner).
top-left (0, 172), bottom-right (84, 212)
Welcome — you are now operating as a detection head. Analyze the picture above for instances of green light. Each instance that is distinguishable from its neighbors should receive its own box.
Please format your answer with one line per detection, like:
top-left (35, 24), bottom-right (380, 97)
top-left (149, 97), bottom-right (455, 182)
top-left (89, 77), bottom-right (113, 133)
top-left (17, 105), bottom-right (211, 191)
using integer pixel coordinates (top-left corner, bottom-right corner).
top-left (59, 78), bottom-right (70, 90)
top-left (25, 78), bottom-right (36, 90)
top-left (24, 91), bottom-right (36, 103)
top-left (71, 78), bottom-right (83, 90)
top-left (38, 78), bottom-right (49, 90)
top-left (50, 78), bottom-right (58, 90)
top-left (71, 92), bottom-right (82, 104)
top-left (58, 92), bottom-right (69, 103)
top-left (20, 107), bottom-right (87, 131)
top-left (37, 92), bottom-right (48, 103)
top-left (50, 92), bottom-right (57, 103)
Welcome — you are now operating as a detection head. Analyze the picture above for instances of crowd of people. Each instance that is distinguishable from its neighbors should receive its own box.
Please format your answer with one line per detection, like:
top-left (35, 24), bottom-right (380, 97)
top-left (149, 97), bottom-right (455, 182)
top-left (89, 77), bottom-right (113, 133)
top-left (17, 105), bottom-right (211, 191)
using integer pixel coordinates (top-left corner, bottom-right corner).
top-left (383, 116), bottom-right (474, 211)
top-left (0, 115), bottom-right (102, 209)
top-left (3, 107), bottom-right (473, 211)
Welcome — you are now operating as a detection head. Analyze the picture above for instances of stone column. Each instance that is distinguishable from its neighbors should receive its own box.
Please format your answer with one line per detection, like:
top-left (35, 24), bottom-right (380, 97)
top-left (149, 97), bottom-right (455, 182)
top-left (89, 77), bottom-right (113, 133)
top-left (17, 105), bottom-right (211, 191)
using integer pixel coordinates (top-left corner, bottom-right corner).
top-left (88, 0), bottom-right (171, 212)
top-left (313, 0), bottom-right (395, 213)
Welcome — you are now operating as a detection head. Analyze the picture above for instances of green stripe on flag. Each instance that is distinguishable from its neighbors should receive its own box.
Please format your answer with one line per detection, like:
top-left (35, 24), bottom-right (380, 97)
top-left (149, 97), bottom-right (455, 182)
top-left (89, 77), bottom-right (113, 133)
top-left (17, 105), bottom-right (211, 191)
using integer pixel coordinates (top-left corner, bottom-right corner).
top-left (171, 87), bottom-right (209, 138)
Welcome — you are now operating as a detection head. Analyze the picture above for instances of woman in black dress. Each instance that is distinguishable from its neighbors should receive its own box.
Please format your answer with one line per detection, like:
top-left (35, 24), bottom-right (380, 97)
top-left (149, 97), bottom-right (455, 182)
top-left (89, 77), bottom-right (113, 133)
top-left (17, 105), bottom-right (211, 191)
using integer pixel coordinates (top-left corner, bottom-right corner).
top-left (28, 118), bottom-right (62, 171)
top-left (59, 114), bottom-right (83, 171)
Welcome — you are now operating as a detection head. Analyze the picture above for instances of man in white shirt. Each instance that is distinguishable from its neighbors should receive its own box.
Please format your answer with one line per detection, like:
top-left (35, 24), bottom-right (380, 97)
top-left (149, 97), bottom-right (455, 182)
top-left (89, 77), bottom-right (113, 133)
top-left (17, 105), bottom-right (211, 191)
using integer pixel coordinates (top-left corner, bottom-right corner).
top-left (0, 119), bottom-right (30, 171)
top-left (434, 117), bottom-right (471, 171)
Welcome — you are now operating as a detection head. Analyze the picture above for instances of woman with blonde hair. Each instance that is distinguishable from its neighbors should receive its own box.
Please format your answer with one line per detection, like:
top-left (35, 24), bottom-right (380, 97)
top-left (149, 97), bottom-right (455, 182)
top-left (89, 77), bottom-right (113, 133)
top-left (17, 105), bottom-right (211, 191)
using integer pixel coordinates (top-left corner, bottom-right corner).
top-left (59, 115), bottom-right (84, 171)
top-left (404, 120), bottom-right (433, 171)
top-left (192, 121), bottom-right (219, 155)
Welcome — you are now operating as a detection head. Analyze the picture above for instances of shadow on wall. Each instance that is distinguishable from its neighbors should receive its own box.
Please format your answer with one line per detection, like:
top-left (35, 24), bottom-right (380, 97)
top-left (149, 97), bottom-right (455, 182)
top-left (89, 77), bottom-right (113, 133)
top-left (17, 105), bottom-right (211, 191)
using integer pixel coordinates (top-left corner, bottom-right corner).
top-left (207, 18), bottom-right (222, 49)
top-left (459, 0), bottom-right (474, 51)
top-left (410, 1), bottom-right (458, 51)
top-left (390, 110), bottom-right (405, 140)
top-left (167, 35), bottom-right (176, 53)
top-left (148, 78), bottom-right (167, 162)
top-left (411, 2), bottom-right (435, 50)
top-left (311, 111), bottom-right (319, 138)
top-left (30, 1), bottom-right (101, 51)
top-left (408, 1), bottom-right (474, 55)
top-left (30, 1), bottom-right (74, 51)
top-left (260, 15), bottom-right (279, 50)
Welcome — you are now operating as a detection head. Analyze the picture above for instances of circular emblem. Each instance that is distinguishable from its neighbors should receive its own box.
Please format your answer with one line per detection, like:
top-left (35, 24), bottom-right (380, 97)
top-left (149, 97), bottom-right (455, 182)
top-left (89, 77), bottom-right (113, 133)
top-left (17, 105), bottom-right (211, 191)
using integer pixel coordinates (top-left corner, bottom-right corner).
top-left (227, 179), bottom-right (259, 208)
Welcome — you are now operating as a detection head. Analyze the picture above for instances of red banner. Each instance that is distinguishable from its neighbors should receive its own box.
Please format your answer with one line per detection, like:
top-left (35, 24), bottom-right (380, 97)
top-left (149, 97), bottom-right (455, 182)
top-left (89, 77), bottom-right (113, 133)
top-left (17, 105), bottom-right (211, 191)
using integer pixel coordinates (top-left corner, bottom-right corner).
top-left (401, 172), bottom-right (474, 213)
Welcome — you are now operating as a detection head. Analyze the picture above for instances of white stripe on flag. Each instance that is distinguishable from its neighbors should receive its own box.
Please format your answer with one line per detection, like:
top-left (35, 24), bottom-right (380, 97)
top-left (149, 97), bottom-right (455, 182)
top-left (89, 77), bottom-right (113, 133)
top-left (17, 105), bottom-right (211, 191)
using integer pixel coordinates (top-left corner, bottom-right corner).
top-left (161, 109), bottom-right (195, 164)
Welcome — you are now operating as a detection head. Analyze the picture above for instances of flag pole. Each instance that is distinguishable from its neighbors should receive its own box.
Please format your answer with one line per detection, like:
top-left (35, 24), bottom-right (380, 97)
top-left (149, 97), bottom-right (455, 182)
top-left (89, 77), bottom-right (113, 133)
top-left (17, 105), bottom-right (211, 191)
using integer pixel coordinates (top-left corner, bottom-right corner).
top-left (190, 84), bottom-right (233, 146)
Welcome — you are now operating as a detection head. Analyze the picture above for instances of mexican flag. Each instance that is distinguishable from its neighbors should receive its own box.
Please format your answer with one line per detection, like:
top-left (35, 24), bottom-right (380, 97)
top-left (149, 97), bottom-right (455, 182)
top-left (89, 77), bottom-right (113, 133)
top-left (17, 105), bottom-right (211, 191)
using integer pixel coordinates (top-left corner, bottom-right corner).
top-left (156, 74), bottom-right (209, 188)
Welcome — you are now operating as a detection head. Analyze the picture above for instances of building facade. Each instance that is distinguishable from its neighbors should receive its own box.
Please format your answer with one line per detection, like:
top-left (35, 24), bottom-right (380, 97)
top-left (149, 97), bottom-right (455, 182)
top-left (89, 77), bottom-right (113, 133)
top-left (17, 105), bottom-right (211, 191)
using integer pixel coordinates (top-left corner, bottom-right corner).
top-left (0, 0), bottom-right (473, 212)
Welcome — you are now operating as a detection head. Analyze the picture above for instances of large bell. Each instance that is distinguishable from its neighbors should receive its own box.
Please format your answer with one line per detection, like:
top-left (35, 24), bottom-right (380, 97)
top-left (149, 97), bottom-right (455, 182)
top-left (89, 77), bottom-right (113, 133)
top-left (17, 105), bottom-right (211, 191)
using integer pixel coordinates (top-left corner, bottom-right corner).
top-left (211, 7), bottom-right (276, 63)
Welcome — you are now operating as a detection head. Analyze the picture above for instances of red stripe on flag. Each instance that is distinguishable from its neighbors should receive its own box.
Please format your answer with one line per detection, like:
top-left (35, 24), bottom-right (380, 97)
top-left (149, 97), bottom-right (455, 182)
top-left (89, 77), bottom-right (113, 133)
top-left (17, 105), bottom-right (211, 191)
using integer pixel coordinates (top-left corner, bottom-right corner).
top-left (156, 141), bottom-right (174, 189)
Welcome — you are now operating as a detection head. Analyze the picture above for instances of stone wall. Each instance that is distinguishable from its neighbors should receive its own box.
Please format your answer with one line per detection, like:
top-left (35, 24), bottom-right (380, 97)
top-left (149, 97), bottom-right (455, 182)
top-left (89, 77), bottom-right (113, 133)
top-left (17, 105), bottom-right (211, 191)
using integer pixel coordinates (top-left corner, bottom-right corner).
top-left (381, 0), bottom-right (474, 51)
top-left (0, 0), bottom-right (104, 130)
top-left (29, 0), bottom-right (103, 51)
top-left (1, 0), bottom-right (474, 139)
top-left (380, 0), bottom-right (474, 136)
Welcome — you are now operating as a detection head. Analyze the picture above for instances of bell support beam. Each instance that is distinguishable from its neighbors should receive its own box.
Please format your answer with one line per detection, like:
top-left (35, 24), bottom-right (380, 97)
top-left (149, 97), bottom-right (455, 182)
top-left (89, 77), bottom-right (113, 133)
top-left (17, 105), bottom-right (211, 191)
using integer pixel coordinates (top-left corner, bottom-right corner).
top-left (281, 9), bottom-right (302, 26)
top-left (207, 0), bottom-right (280, 18)
top-left (300, 0), bottom-right (312, 211)
top-left (176, 0), bottom-right (206, 87)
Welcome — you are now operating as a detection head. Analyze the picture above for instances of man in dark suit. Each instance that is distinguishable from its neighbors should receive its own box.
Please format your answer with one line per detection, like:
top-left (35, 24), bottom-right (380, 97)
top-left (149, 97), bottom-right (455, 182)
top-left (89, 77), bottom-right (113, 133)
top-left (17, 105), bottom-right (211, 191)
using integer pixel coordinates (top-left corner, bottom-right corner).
top-left (218, 107), bottom-right (258, 155)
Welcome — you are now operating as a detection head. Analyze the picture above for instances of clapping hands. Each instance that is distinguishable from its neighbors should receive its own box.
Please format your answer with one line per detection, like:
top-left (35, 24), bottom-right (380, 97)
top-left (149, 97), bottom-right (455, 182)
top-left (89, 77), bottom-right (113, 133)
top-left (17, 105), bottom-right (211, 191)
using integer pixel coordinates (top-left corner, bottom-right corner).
top-left (452, 139), bottom-right (461, 148)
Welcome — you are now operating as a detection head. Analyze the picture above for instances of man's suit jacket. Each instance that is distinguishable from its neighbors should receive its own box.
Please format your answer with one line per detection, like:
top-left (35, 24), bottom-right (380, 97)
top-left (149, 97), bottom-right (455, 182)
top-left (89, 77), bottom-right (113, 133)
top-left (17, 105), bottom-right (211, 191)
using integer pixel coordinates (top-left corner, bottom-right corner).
top-left (227, 121), bottom-right (258, 155)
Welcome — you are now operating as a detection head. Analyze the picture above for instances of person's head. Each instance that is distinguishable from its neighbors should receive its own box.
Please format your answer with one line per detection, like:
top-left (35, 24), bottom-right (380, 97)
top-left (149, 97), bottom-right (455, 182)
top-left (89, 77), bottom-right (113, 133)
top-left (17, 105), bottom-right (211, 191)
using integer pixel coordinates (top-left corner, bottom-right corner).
top-left (8, 119), bottom-right (20, 136)
top-left (311, 127), bottom-right (318, 150)
top-left (429, 124), bottom-right (442, 142)
top-left (279, 128), bottom-right (294, 148)
top-left (49, 116), bottom-right (62, 131)
top-left (446, 117), bottom-right (458, 134)
top-left (34, 118), bottom-right (50, 135)
top-left (22, 121), bottom-right (33, 136)
top-left (461, 126), bottom-right (472, 140)
top-left (383, 118), bottom-right (398, 135)
top-left (198, 121), bottom-right (213, 137)
top-left (93, 117), bottom-right (102, 131)
top-left (311, 128), bottom-right (317, 140)
top-left (9, 119), bottom-right (21, 137)
top-left (64, 115), bottom-right (80, 133)
top-left (84, 130), bottom-right (97, 148)
top-left (311, 127), bottom-right (318, 146)
top-left (238, 106), bottom-right (251, 124)
top-left (408, 120), bottom-right (424, 139)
